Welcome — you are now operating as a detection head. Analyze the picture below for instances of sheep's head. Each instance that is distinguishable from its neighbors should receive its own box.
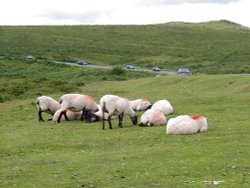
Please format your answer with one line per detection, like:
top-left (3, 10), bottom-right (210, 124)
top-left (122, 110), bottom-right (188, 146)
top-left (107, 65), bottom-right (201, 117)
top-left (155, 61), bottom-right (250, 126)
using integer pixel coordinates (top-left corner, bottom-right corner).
top-left (131, 114), bottom-right (138, 125)
top-left (88, 113), bottom-right (100, 122)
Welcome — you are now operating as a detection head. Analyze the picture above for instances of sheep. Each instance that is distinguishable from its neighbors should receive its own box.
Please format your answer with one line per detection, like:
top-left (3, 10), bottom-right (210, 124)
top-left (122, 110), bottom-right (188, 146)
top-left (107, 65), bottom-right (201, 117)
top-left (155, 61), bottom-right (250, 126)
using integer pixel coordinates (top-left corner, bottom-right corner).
top-left (151, 99), bottom-right (173, 115)
top-left (57, 94), bottom-right (98, 123)
top-left (52, 109), bottom-right (82, 122)
top-left (36, 96), bottom-right (61, 122)
top-left (129, 99), bottom-right (152, 111)
top-left (100, 94), bottom-right (138, 129)
top-left (140, 108), bottom-right (166, 126)
top-left (166, 115), bottom-right (208, 135)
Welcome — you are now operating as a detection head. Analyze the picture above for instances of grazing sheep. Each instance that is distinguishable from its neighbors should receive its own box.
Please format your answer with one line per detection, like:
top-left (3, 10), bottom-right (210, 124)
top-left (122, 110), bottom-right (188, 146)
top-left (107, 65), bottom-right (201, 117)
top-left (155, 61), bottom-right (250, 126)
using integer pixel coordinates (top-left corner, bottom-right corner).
top-left (166, 115), bottom-right (208, 135)
top-left (151, 99), bottom-right (173, 115)
top-left (130, 99), bottom-right (152, 111)
top-left (92, 105), bottom-right (111, 121)
top-left (57, 94), bottom-right (98, 123)
top-left (52, 109), bottom-right (82, 122)
top-left (140, 108), bottom-right (166, 126)
top-left (36, 96), bottom-right (61, 122)
top-left (100, 94), bottom-right (138, 129)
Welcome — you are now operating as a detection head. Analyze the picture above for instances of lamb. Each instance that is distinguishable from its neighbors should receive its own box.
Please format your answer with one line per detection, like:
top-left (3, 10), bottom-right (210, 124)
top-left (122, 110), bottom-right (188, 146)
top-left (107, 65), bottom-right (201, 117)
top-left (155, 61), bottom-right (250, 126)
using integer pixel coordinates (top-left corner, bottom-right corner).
top-left (36, 96), bottom-right (61, 122)
top-left (52, 109), bottom-right (82, 122)
top-left (166, 115), bottom-right (208, 135)
top-left (57, 94), bottom-right (98, 123)
top-left (140, 108), bottom-right (166, 126)
top-left (151, 99), bottom-right (173, 115)
top-left (129, 99), bottom-right (152, 111)
top-left (100, 94), bottom-right (138, 129)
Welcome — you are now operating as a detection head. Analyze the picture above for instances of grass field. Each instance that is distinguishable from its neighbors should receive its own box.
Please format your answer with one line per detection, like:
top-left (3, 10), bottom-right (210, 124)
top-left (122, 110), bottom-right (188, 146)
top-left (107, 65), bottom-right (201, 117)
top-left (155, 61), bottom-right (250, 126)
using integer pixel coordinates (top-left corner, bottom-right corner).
top-left (1, 75), bottom-right (249, 187)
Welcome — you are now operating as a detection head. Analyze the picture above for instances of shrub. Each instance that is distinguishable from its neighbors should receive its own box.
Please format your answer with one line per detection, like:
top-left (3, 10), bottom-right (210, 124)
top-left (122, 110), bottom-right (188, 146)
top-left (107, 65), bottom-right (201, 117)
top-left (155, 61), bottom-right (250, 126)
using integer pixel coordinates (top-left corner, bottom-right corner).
top-left (111, 66), bottom-right (125, 75)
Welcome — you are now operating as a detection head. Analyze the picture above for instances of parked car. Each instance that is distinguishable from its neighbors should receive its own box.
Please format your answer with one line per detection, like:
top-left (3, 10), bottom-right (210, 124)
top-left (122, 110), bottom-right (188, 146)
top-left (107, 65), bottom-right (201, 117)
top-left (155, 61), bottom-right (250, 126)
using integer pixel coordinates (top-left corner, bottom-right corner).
top-left (126, 65), bottom-right (135, 69)
top-left (26, 55), bottom-right (36, 61)
top-left (76, 60), bottom-right (88, 65)
top-left (177, 68), bottom-right (192, 76)
top-left (152, 67), bottom-right (161, 72)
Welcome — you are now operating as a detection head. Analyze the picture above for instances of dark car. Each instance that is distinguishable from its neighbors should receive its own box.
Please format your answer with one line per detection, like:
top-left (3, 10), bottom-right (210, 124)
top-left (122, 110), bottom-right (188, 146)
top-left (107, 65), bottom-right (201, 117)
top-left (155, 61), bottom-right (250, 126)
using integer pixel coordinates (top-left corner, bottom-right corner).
top-left (77, 60), bottom-right (88, 65)
top-left (177, 68), bottom-right (192, 76)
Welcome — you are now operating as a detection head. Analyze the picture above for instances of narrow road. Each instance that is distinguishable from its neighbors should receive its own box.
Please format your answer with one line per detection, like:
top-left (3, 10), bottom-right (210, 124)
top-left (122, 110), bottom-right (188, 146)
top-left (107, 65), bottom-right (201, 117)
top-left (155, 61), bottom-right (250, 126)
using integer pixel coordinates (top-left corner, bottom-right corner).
top-left (53, 61), bottom-right (177, 75)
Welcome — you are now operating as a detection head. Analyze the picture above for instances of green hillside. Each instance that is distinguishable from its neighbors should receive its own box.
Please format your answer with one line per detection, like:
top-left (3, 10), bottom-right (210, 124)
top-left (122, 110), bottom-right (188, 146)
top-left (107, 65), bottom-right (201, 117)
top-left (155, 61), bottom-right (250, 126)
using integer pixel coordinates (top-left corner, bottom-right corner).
top-left (1, 20), bottom-right (250, 74)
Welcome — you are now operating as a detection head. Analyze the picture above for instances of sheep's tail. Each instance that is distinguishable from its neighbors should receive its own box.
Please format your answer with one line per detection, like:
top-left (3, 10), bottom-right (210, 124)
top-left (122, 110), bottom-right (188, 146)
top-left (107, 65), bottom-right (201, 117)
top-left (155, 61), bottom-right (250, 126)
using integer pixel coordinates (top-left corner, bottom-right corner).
top-left (36, 98), bottom-right (41, 110)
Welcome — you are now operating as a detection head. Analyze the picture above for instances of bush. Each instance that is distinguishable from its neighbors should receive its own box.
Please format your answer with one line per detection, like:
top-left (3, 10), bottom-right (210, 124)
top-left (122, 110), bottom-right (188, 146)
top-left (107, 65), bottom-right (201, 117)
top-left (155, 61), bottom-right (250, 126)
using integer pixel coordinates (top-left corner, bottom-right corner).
top-left (111, 66), bottom-right (125, 75)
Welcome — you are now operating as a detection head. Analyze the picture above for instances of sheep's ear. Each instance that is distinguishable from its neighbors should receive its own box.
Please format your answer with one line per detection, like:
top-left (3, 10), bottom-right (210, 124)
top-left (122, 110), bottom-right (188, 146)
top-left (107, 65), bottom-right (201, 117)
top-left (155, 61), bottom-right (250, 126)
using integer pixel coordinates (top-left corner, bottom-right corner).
top-left (147, 105), bottom-right (152, 109)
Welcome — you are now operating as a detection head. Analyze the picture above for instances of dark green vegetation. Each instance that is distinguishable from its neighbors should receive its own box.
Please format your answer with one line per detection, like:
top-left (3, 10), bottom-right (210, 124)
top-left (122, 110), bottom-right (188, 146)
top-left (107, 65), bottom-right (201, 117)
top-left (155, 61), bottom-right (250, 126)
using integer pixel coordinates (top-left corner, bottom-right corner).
top-left (0, 59), bottom-right (154, 102)
top-left (0, 20), bottom-right (250, 74)
top-left (1, 76), bottom-right (250, 187)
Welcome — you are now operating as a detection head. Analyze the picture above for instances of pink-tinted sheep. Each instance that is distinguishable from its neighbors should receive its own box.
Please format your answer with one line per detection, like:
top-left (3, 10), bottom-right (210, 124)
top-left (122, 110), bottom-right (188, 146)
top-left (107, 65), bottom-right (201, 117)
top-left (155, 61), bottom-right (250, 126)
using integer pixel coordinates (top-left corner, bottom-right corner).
top-left (130, 99), bottom-right (152, 111)
top-left (52, 109), bottom-right (82, 122)
top-left (100, 94), bottom-right (138, 129)
top-left (151, 99), bottom-right (173, 115)
top-left (140, 108), bottom-right (166, 126)
top-left (166, 115), bottom-right (208, 135)
top-left (57, 94), bottom-right (98, 123)
top-left (36, 96), bottom-right (61, 122)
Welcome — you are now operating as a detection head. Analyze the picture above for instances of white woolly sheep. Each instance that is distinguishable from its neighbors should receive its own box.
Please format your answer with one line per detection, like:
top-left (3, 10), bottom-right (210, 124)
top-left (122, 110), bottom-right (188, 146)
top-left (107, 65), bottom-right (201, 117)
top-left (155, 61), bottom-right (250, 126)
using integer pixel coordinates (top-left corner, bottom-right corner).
top-left (140, 108), bottom-right (166, 126)
top-left (36, 96), bottom-right (61, 122)
top-left (151, 99), bottom-right (173, 115)
top-left (52, 109), bottom-right (82, 122)
top-left (57, 94), bottom-right (98, 123)
top-left (129, 99), bottom-right (152, 111)
top-left (100, 94), bottom-right (138, 129)
top-left (166, 115), bottom-right (208, 135)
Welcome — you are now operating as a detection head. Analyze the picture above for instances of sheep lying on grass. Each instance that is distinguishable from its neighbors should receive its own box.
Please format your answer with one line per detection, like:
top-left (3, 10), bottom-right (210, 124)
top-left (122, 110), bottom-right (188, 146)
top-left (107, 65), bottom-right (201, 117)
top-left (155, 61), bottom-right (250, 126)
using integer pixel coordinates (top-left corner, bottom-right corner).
top-left (36, 96), bottom-right (61, 122)
top-left (140, 108), bottom-right (166, 126)
top-left (100, 94), bottom-right (138, 129)
top-left (166, 115), bottom-right (208, 135)
top-left (151, 99), bottom-right (173, 115)
top-left (57, 94), bottom-right (98, 123)
top-left (130, 99), bottom-right (152, 111)
top-left (52, 109), bottom-right (82, 122)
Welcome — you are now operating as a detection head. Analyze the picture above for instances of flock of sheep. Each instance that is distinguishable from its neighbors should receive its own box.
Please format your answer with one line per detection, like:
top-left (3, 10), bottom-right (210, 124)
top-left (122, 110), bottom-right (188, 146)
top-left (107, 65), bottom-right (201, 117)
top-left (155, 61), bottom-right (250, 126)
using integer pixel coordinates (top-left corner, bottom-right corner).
top-left (36, 94), bottom-right (208, 135)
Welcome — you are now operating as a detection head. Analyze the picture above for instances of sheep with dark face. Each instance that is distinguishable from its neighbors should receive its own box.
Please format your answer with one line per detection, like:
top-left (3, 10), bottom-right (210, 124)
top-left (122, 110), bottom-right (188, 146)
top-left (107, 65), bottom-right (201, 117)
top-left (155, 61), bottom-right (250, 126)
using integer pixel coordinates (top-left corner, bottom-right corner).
top-left (140, 108), bottom-right (166, 126)
top-left (57, 94), bottom-right (98, 123)
top-left (166, 115), bottom-right (208, 135)
top-left (130, 99), bottom-right (152, 111)
top-left (100, 94), bottom-right (138, 129)
top-left (36, 96), bottom-right (61, 122)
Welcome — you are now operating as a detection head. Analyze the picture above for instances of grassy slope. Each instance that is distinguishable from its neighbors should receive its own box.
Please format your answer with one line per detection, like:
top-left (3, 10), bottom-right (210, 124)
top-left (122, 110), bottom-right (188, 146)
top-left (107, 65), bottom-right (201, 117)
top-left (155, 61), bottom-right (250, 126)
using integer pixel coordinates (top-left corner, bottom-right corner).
top-left (0, 59), bottom-right (154, 102)
top-left (1, 75), bottom-right (249, 187)
top-left (1, 20), bottom-right (250, 74)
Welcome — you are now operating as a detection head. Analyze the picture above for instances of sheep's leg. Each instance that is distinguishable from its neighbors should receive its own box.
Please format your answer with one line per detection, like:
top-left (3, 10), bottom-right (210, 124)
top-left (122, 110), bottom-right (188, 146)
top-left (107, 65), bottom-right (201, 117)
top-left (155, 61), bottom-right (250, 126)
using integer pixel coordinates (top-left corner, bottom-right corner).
top-left (38, 111), bottom-right (44, 122)
top-left (64, 111), bottom-right (69, 121)
top-left (108, 116), bottom-right (113, 129)
top-left (57, 110), bottom-right (65, 123)
top-left (81, 108), bottom-right (86, 121)
top-left (85, 110), bottom-right (91, 122)
top-left (48, 111), bottom-right (54, 121)
top-left (118, 114), bottom-right (124, 128)
top-left (102, 117), bottom-right (106, 130)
